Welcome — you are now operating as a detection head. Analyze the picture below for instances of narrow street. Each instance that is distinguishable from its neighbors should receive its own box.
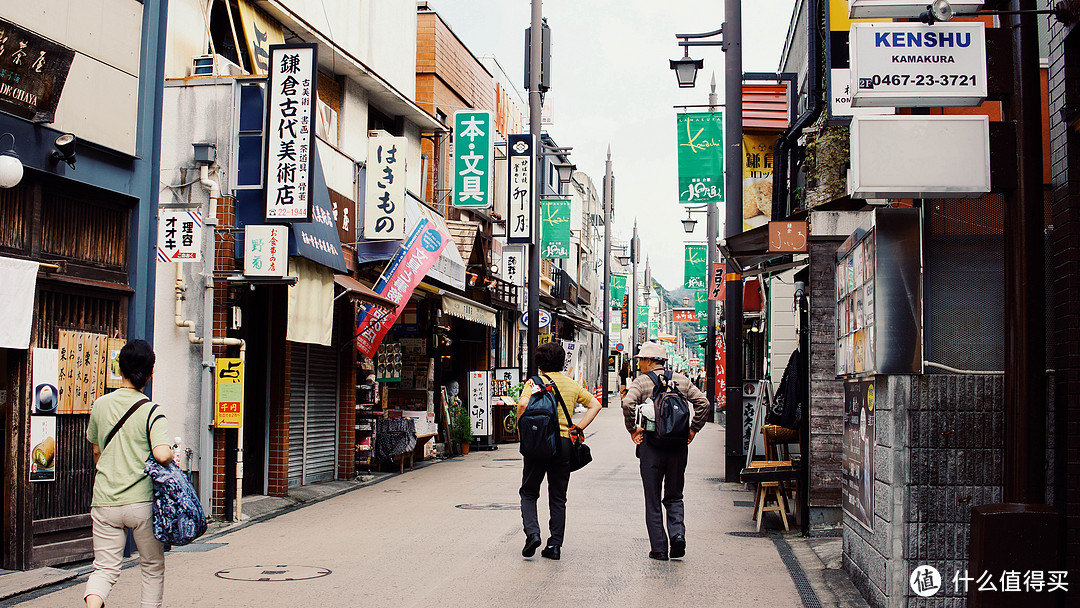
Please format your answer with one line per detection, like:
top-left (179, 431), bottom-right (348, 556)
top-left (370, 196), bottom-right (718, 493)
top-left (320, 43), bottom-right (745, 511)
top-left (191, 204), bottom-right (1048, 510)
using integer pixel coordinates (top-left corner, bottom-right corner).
top-left (10, 407), bottom-right (803, 607)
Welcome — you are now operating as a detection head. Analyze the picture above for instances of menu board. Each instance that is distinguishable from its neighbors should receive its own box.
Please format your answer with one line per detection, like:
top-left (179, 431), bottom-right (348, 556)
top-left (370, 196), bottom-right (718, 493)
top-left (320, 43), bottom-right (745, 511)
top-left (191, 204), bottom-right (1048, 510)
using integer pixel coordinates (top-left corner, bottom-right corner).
top-left (836, 231), bottom-right (876, 377)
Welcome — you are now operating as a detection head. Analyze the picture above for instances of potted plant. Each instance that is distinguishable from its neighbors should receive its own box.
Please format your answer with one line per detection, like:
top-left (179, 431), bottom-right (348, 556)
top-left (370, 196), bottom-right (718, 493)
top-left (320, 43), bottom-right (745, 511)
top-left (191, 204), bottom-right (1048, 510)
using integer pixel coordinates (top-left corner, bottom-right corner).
top-left (451, 403), bottom-right (474, 454)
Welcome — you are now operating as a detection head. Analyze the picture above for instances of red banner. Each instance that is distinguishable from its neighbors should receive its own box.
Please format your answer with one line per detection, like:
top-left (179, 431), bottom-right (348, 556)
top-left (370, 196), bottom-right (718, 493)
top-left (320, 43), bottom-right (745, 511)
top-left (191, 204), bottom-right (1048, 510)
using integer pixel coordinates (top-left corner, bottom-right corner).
top-left (708, 262), bottom-right (726, 301)
top-left (672, 308), bottom-right (698, 323)
top-left (355, 218), bottom-right (448, 357)
top-left (715, 332), bottom-right (726, 409)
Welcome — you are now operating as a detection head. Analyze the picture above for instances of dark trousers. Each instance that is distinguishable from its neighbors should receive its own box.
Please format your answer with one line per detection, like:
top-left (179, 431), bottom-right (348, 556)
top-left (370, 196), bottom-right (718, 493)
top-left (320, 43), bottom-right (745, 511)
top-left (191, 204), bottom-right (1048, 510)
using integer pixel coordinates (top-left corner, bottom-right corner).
top-left (520, 437), bottom-right (572, 547)
top-left (638, 440), bottom-right (689, 553)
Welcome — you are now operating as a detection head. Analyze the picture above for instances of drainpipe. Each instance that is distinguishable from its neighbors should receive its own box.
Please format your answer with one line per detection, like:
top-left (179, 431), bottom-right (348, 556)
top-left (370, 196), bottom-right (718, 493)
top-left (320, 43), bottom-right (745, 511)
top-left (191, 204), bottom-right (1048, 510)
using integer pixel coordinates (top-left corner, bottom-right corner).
top-left (772, 0), bottom-right (823, 219)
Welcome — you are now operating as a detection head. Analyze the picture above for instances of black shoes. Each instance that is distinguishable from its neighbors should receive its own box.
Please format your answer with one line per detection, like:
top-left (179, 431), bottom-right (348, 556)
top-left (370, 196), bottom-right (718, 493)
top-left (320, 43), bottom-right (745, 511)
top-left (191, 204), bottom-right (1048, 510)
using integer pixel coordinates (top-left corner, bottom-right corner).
top-left (541, 545), bottom-right (561, 560)
top-left (522, 534), bottom-right (542, 557)
top-left (649, 551), bottom-right (669, 561)
top-left (670, 535), bottom-right (686, 559)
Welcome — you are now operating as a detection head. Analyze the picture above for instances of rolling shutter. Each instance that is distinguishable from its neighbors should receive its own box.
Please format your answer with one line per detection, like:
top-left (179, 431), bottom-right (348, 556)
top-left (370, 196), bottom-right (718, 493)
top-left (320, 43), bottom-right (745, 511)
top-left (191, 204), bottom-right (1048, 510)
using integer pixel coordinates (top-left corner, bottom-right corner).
top-left (288, 343), bottom-right (339, 488)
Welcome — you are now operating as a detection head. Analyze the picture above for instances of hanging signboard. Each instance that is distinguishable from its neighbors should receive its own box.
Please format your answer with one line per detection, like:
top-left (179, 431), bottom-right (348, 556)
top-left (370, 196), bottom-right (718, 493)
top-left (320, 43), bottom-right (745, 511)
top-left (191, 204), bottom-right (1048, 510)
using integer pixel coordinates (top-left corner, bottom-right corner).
top-left (244, 225), bottom-right (288, 277)
top-left (827, 0), bottom-right (895, 119)
top-left (57, 331), bottom-right (108, 414)
top-left (842, 378), bottom-right (876, 531)
top-left (621, 294), bottom-right (629, 327)
top-left (519, 310), bottom-right (551, 329)
top-left (157, 209), bottom-right (203, 262)
top-left (504, 247), bottom-right (524, 287)
top-left (850, 23), bottom-right (987, 107)
top-left (709, 263), bottom-right (727, 301)
top-left (673, 308), bottom-right (698, 323)
top-left (355, 218), bottom-right (448, 357)
top-left (453, 111), bottom-right (493, 209)
top-left (715, 332), bottom-right (726, 411)
top-left (0, 17), bottom-right (76, 123)
top-left (769, 221), bottom-right (809, 253)
top-left (677, 112), bottom-right (724, 203)
top-left (264, 44), bottom-right (317, 222)
top-left (610, 274), bottom-right (627, 309)
top-left (684, 244), bottom-right (706, 289)
top-left (540, 198), bottom-right (571, 259)
top-left (507, 134), bottom-right (533, 243)
top-left (364, 135), bottom-right (408, 240)
top-left (695, 289), bottom-right (709, 320)
top-left (637, 305), bottom-right (649, 330)
top-left (742, 133), bottom-right (777, 231)
top-left (214, 357), bottom-right (244, 428)
top-left (468, 370), bottom-right (491, 437)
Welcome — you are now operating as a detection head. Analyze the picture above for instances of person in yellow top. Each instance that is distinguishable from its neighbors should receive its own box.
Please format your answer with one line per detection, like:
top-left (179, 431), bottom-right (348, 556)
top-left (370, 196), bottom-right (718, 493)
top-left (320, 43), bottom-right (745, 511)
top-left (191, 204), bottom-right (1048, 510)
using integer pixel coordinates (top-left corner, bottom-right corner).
top-left (516, 342), bottom-right (602, 560)
top-left (84, 340), bottom-right (174, 608)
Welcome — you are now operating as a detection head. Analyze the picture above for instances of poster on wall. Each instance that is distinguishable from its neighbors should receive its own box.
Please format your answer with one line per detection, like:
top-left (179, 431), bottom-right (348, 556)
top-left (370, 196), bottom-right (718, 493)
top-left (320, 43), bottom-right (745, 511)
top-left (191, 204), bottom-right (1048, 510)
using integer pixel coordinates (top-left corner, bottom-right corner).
top-left (842, 378), bottom-right (875, 531)
top-left (214, 357), bottom-right (245, 428)
top-left (32, 348), bottom-right (59, 415)
top-left (29, 415), bottom-right (56, 482)
top-left (106, 338), bottom-right (125, 389)
top-left (742, 133), bottom-right (777, 231)
top-left (468, 371), bottom-right (491, 437)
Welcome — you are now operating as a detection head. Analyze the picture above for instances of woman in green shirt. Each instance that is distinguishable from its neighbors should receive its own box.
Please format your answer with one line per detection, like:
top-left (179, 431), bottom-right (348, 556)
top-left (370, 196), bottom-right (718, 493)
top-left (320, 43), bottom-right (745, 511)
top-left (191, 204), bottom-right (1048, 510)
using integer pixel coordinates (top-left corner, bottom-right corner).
top-left (84, 340), bottom-right (174, 608)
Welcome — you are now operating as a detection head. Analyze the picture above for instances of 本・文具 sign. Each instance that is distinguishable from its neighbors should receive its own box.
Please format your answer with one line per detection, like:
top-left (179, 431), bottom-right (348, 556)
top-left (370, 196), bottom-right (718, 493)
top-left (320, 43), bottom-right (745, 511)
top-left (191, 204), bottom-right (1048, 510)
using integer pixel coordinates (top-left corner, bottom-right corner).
top-left (264, 44), bottom-right (317, 222)
top-left (364, 135), bottom-right (407, 240)
top-left (454, 111), bottom-right (493, 208)
top-left (677, 112), bottom-right (724, 204)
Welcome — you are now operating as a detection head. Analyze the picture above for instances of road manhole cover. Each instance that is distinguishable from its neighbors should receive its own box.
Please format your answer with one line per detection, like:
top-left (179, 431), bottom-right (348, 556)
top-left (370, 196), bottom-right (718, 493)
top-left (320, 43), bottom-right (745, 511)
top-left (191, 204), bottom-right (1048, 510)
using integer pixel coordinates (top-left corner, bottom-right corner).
top-left (215, 565), bottom-right (332, 582)
top-left (455, 503), bottom-right (518, 510)
top-left (727, 531), bottom-right (765, 538)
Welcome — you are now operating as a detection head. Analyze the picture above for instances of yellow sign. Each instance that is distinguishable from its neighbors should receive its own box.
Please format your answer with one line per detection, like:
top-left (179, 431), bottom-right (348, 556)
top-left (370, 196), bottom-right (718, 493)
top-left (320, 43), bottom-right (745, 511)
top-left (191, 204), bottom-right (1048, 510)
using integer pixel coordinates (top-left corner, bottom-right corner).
top-left (215, 358), bottom-right (244, 428)
top-left (742, 132), bottom-right (778, 231)
top-left (237, 0), bottom-right (285, 75)
top-left (538, 333), bottom-right (553, 345)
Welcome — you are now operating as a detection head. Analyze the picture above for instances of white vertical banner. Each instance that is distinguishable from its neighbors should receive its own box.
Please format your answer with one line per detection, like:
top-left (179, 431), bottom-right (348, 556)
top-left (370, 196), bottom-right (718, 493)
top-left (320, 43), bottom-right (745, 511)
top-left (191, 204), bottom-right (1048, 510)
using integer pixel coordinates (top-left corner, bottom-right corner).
top-left (504, 247), bottom-right (524, 287)
top-left (507, 134), bottom-right (533, 243)
top-left (468, 370), bottom-right (491, 437)
top-left (364, 135), bottom-right (408, 240)
top-left (264, 44), bottom-right (317, 222)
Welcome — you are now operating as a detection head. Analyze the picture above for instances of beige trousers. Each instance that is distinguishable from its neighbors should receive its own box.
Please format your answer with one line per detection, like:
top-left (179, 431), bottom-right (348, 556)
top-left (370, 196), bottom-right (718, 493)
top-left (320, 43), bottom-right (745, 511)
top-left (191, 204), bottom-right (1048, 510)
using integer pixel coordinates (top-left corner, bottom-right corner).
top-left (84, 502), bottom-right (165, 608)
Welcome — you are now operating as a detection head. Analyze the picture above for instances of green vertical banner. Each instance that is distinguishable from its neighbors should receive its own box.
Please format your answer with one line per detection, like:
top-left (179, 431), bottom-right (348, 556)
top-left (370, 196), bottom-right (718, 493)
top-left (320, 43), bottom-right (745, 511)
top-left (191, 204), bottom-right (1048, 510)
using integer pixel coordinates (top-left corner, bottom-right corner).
top-left (677, 112), bottom-right (724, 204)
top-left (453, 111), bottom-right (493, 208)
top-left (637, 305), bottom-right (649, 329)
top-left (649, 317), bottom-right (659, 340)
top-left (610, 274), bottom-right (627, 309)
top-left (695, 289), bottom-right (708, 320)
top-left (685, 244), bottom-right (706, 289)
top-left (540, 199), bottom-right (571, 259)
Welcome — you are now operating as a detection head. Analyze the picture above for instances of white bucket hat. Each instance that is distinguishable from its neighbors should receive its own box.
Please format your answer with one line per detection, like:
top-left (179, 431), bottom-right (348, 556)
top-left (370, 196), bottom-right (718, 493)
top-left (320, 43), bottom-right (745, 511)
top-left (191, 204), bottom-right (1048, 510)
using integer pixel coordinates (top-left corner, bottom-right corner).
top-left (633, 342), bottom-right (668, 360)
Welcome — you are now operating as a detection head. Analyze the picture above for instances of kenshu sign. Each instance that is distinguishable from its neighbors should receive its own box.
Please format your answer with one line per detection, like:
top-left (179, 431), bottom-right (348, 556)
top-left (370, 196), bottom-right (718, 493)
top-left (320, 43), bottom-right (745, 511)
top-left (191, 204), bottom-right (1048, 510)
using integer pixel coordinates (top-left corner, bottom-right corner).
top-left (850, 23), bottom-right (986, 107)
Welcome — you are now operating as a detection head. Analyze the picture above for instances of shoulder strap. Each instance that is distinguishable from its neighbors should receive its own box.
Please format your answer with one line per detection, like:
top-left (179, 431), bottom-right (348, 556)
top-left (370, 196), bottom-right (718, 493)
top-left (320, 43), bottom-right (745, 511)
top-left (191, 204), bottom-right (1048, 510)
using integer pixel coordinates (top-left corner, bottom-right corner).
top-left (102, 398), bottom-right (151, 451)
top-left (547, 379), bottom-right (574, 430)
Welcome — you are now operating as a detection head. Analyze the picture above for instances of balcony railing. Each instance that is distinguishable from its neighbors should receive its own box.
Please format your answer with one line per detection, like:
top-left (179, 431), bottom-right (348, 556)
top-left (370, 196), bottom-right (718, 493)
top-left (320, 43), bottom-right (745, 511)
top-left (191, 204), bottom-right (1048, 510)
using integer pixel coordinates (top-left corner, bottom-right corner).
top-left (577, 284), bottom-right (591, 306)
top-left (489, 277), bottom-right (518, 310)
top-left (551, 266), bottom-right (578, 303)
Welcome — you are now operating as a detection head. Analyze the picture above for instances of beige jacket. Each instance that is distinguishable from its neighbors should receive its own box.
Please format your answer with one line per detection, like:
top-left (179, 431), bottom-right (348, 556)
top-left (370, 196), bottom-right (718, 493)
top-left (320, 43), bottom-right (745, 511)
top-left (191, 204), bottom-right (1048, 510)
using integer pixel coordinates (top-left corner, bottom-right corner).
top-left (620, 366), bottom-right (711, 434)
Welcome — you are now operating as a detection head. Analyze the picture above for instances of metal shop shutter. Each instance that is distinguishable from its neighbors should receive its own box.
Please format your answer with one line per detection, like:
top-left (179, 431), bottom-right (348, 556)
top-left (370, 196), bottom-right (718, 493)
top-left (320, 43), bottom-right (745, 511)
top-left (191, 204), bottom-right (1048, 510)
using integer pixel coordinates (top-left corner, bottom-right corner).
top-left (288, 343), bottom-right (339, 488)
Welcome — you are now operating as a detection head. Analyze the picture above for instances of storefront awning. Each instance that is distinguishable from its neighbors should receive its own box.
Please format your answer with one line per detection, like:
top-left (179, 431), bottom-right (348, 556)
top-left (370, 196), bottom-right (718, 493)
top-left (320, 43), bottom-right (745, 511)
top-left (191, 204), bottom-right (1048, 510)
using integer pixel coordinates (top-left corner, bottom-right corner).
top-left (354, 192), bottom-right (466, 290)
top-left (333, 274), bottom-right (397, 310)
top-left (442, 292), bottom-right (497, 328)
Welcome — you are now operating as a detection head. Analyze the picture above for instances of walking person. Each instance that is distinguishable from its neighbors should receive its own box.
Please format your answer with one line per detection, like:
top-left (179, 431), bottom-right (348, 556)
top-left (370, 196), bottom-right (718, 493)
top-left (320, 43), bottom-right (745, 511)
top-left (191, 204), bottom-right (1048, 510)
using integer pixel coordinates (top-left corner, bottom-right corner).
top-left (619, 359), bottom-right (632, 400)
top-left (84, 340), bottom-right (174, 608)
top-left (621, 342), bottom-right (710, 561)
top-left (517, 342), bottom-right (602, 560)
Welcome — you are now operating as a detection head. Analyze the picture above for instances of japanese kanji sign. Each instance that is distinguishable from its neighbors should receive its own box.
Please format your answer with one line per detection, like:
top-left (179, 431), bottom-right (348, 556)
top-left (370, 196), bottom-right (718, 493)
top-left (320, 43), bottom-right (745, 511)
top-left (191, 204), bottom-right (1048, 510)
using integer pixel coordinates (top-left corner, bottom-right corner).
top-left (709, 262), bottom-right (726, 301)
top-left (214, 358), bottom-right (244, 428)
top-left (355, 218), bottom-right (448, 357)
top-left (156, 209), bottom-right (202, 262)
top-left (504, 247), bottom-right (524, 287)
top-left (244, 225), bottom-right (288, 277)
top-left (541, 198), bottom-right (571, 259)
top-left (0, 17), bottom-right (75, 123)
top-left (453, 111), bottom-right (493, 209)
top-left (610, 274), bottom-right (627, 309)
top-left (468, 370), bottom-right (491, 437)
top-left (364, 135), bottom-right (407, 240)
top-left (56, 330), bottom-right (107, 414)
top-left (673, 308), bottom-right (698, 323)
top-left (264, 44), bottom-right (317, 222)
top-left (507, 134), bottom-right (533, 243)
top-left (685, 244), bottom-right (706, 289)
top-left (677, 112), bottom-right (724, 204)
top-left (743, 132), bottom-right (777, 230)
top-left (769, 221), bottom-right (809, 253)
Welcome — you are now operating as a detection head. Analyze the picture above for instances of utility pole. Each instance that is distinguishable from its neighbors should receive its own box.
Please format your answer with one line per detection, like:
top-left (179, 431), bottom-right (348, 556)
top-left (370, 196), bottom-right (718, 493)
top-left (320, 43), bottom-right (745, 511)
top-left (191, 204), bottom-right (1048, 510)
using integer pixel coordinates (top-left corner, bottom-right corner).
top-left (601, 147), bottom-right (613, 407)
top-left (631, 219), bottom-right (639, 359)
top-left (723, 0), bottom-right (744, 481)
top-left (526, 0), bottom-right (542, 377)
top-left (705, 73), bottom-right (718, 424)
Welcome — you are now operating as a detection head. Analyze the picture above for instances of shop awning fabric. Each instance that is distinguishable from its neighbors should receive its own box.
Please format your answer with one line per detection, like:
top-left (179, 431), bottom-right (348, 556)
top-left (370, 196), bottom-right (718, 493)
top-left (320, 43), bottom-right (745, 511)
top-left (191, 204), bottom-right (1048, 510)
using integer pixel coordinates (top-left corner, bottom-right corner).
top-left (0, 256), bottom-right (38, 349)
top-left (442, 292), bottom-right (497, 328)
top-left (333, 274), bottom-right (397, 310)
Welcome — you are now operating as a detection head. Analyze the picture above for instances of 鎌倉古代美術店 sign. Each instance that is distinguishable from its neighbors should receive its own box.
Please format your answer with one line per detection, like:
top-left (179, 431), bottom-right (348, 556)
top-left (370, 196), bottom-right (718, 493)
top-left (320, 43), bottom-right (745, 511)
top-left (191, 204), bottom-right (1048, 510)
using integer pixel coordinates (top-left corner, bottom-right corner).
top-left (264, 44), bottom-right (318, 222)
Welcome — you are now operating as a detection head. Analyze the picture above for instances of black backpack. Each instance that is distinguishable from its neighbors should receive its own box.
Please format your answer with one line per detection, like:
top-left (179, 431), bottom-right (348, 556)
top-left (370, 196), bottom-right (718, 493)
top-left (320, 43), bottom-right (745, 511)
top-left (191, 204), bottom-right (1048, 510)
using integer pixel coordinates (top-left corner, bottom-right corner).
top-left (645, 370), bottom-right (692, 449)
top-left (518, 375), bottom-right (560, 459)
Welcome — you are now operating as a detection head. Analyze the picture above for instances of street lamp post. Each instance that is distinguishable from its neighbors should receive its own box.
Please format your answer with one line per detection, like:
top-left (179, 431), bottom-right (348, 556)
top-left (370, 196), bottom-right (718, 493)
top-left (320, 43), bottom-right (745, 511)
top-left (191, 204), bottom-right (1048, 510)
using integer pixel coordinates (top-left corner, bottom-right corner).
top-left (630, 219), bottom-right (639, 359)
top-left (601, 147), bottom-right (613, 408)
top-left (670, 1), bottom-right (743, 480)
top-left (527, 0), bottom-right (543, 378)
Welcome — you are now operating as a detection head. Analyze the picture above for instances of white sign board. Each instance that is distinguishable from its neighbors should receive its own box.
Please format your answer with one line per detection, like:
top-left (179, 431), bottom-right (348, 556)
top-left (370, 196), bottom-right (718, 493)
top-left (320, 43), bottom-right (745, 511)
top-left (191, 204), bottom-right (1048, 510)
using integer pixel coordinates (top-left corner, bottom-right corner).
top-left (851, 23), bottom-right (987, 107)
top-left (157, 209), bottom-right (203, 263)
top-left (507, 134), bottom-right (533, 244)
top-left (468, 370), bottom-right (491, 437)
top-left (849, 115), bottom-right (990, 199)
top-left (244, 225), bottom-right (288, 276)
top-left (830, 69), bottom-right (895, 118)
top-left (504, 247), bottom-right (524, 287)
top-left (364, 136), bottom-right (407, 240)
top-left (849, 0), bottom-right (983, 18)
top-left (265, 44), bottom-right (317, 222)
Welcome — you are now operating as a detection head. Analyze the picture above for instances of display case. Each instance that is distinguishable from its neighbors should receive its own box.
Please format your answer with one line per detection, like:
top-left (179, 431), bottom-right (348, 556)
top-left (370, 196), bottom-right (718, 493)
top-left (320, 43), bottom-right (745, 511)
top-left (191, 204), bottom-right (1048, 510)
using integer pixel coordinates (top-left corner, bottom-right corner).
top-left (355, 352), bottom-right (383, 471)
top-left (835, 207), bottom-right (923, 377)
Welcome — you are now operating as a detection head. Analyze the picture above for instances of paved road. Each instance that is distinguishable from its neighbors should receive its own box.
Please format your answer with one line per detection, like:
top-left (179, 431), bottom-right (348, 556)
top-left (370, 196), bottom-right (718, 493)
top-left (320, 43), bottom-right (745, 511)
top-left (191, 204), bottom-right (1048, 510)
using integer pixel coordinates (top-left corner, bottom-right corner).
top-left (15, 405), bottom-right (803, 607)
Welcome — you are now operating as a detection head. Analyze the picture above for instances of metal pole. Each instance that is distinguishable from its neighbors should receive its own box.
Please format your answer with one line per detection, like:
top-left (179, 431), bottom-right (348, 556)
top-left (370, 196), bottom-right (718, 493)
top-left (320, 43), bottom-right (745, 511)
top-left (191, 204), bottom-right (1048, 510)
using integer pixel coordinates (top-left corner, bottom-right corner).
top-left (602, 147), bottom-right (613, 407)
top-left (631, 219), bottom-right (639, 359)
top-left (723, 0), bottom-right (744, 482)
top-left (526, 0), bottom-right (542, 378)
top-left (1002, 0), bottom-right (1046, 504)
top-left (705, 74), bottom-right (718, 424)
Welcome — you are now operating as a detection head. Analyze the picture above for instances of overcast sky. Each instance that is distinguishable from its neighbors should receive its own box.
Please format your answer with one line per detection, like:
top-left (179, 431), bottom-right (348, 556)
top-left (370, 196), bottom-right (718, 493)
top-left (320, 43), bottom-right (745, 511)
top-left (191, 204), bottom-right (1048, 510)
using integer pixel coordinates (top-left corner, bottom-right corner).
top-left (426, 0), bottom-right (798, 290)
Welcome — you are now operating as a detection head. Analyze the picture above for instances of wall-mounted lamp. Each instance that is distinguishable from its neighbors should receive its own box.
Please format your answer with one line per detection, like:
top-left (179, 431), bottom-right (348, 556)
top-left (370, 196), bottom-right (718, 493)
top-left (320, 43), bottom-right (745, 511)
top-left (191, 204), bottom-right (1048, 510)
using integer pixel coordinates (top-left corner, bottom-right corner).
top-left (0, 133), bottom-right (24, 188)
top-left (750, 319), bottom-right (761, 333)
top-left (51, 133), bottom-right (76, 169)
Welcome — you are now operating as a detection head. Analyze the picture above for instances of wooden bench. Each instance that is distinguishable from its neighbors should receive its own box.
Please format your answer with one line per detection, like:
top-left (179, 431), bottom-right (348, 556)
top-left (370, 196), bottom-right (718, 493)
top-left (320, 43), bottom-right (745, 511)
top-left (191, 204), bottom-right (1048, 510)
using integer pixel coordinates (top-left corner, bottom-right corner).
top-left (392, 433), bottom-right (438, 473)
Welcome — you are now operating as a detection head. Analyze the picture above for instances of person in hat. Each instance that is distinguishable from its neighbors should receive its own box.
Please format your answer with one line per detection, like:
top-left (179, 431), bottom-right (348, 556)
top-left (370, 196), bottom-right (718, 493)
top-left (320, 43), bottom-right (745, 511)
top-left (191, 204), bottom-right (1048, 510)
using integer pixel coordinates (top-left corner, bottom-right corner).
top-left (620, 341), bottom-right (710, 561)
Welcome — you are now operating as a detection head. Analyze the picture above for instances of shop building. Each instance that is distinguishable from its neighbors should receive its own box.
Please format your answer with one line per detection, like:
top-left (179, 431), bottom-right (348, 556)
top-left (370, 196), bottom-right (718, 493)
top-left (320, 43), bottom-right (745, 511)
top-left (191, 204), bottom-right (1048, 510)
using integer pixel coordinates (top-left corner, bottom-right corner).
top-left (0, 1), bottom-right (167, 568)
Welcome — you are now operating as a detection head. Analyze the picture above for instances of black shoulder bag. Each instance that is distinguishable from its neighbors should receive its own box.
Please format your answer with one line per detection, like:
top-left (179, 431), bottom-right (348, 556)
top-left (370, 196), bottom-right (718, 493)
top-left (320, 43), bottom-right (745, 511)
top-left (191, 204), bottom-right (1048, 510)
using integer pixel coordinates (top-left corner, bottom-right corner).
top-left (548, 381), bottom-right (593, 472)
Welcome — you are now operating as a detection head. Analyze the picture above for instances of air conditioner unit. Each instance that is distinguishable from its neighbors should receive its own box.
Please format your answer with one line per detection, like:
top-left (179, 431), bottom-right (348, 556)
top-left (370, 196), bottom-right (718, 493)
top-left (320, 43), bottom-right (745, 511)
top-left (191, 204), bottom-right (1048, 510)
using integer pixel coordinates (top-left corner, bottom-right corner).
top-left (191, 54), bottom-right (247, 77)
top-left (368, 130), bottom-right (393, 139)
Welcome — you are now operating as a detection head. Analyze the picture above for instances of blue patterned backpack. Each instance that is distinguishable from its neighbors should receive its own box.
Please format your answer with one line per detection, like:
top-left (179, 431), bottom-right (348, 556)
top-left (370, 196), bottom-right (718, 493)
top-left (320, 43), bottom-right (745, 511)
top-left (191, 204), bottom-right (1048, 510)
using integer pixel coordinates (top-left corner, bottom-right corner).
top-left (143, 407), bottom-right (206, 547)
